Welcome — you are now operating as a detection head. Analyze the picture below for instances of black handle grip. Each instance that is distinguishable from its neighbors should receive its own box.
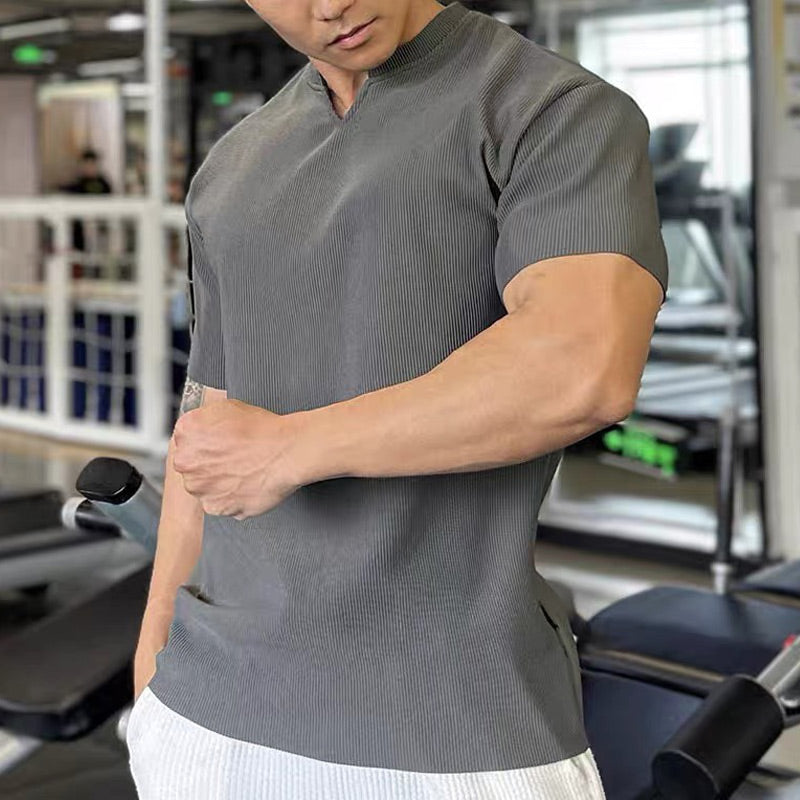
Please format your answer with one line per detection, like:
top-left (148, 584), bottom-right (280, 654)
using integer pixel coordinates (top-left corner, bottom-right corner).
top-left (76, 457), bottom-right (142, 505)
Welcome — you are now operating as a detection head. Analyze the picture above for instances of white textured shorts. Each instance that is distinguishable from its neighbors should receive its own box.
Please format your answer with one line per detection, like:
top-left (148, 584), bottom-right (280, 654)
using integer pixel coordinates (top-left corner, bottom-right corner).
top-left (127, 686), bottom-right (607, 800)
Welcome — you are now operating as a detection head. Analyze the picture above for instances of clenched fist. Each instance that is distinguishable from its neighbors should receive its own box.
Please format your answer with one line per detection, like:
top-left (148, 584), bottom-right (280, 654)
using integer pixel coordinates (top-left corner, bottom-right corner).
top-left (172, 399), bottom-right (303, 520)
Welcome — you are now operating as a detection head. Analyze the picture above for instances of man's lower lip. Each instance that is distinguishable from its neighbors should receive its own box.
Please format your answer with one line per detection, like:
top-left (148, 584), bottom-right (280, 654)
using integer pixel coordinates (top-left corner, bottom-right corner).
top-left (333, 19), bottom-right (375, 49)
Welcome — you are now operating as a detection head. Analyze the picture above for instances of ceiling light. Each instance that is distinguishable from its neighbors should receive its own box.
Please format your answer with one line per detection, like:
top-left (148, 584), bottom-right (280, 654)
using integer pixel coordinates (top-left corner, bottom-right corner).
top-left (77, 57), bottom-right (143, 78)
top-left (121, 83), bottom-right (150, 97)
top-left (492, 11), bottom-right (528, 27)
top-left (0, 17), bottom-right (71, 41)
top-left (107, 12), bottom-right (145, 32)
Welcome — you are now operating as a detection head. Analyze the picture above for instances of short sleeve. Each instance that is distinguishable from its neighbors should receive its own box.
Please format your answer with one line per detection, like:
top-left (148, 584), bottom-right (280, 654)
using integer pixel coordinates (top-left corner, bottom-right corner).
top-left (494, 80), bottom-right (668, 303)
top-left (185, 220), bottom-right (226, 389)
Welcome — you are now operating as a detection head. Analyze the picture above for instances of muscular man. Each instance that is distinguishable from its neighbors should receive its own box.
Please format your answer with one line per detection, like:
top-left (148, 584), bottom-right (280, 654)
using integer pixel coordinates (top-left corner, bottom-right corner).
top-left (127, 2), bottom-right (667, 798)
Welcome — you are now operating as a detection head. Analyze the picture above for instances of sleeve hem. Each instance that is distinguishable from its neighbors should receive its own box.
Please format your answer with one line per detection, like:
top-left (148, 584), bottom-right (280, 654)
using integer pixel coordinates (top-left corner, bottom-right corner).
top-left (185, 369), bottom-right (226, 392)
top-left (495, 248), bottom-right (668, 306)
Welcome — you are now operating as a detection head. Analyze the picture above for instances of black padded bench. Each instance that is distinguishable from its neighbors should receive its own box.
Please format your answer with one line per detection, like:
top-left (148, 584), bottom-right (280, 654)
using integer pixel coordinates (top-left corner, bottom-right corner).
top-left (739, 560), bottom-right (800, 601)
top-left (0, 565), bottom-right (150, 741)
top-left (578, 585), bottom-right (800, 712)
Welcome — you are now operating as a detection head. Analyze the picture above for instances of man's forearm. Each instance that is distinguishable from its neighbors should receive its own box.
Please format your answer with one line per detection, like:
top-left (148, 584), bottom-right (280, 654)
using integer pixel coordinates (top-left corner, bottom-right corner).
top-left (289, 309), bottom-right (630, 485)
top-left (145, 438), bottom-right (204, 610)
top-left (142, 380), bottom-right (224, 618)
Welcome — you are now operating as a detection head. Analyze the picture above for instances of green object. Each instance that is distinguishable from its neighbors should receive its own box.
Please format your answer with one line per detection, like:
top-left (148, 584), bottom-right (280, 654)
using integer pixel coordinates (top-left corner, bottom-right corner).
top-left (212, 90), bottom-right (234, 107)
top-left (602, 425), bottom-right (679, 478)
top-left (13, 43), bottom-right (45, 65)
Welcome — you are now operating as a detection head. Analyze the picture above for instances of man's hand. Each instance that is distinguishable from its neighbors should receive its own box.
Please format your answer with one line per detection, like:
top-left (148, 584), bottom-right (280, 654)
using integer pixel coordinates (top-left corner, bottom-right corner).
top-left (172, 398), bottom-right (302, 520)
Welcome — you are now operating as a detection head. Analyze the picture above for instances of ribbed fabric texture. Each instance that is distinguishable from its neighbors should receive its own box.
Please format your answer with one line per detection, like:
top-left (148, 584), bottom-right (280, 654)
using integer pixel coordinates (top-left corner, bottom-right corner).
top-left (128, 687), bottom-right (606, 799)
top-left (149, 0), bottom-right (667, 780)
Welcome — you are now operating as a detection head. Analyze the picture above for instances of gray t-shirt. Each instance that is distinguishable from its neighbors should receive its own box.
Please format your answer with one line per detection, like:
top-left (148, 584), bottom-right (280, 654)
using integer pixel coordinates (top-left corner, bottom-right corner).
top-left (149, 1), bottom-right (667, 774)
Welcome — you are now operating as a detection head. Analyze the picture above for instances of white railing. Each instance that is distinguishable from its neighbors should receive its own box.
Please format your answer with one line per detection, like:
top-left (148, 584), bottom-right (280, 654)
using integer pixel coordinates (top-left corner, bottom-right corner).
top-left (0, 196), bottom-right (188, 456)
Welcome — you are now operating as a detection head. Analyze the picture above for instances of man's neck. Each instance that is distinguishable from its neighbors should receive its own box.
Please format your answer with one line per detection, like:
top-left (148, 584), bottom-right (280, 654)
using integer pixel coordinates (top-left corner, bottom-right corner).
top-left (310, 0), bottom-right (445, 112)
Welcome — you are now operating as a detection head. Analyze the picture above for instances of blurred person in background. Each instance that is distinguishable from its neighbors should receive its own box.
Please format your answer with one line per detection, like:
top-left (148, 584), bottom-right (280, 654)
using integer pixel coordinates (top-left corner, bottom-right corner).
top-left (60, 148), bottom-right (113, 276)
top-left (61, 147), bottom-right (113, 198)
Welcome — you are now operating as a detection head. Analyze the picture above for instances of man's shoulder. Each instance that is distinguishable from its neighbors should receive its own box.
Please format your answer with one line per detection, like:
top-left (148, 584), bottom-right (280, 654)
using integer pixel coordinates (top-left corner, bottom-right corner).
top-left (464, 11), bottom-right (606, 122)
top-left (187, 65), bottom-right (313, 198)
top-left (220, 64), bottom-right (312, 140)
top-left (184, 65), bottom-right (315, 215)
top-left (459, 12), bottom-right (641, 187)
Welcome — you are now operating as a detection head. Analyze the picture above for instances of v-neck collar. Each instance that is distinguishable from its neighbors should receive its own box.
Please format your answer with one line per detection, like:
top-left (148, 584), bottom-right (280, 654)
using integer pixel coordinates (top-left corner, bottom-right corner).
top-left (306, 2), bottom-right (469, 122)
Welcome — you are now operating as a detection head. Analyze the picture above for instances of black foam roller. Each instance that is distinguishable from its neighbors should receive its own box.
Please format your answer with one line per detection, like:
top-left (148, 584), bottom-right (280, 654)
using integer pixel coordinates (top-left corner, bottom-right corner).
top-left (652, 675), bottom-right (784, 800)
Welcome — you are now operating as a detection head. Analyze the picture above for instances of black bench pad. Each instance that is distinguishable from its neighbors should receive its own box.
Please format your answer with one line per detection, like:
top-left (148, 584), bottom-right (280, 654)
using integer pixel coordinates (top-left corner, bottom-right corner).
top-left (0, 566), bottom-right (150, 740)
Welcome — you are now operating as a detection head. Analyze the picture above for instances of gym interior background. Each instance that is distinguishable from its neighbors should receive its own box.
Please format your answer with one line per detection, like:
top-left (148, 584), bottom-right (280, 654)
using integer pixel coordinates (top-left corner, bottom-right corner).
top-left (0, 0), bottom-right (799, 798)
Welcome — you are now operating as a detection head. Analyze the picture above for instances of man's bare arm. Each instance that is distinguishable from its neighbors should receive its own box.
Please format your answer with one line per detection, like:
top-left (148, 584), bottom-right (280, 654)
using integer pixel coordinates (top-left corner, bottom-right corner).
top-left (146, 379), bottom-right (225, 604)
top-left (287, 253), bottom-right (663, 484)
top-left (133, 378), bottom-right (226, 697)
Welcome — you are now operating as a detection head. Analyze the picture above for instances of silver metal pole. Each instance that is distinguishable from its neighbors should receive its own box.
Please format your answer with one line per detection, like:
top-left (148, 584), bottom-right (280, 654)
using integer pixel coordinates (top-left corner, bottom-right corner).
top-left (752, 0), bottom-right (800, 561)
top-left (46, 216), bottom-right (70, 429)
top-left (527, 0), bottom-right (537, 41)
top-left (757, 635), bottom-right (800, 703)
top-left (141, 0), bottom-right (169, 451)
top-left (145, 0), bottom-right (166, 205)
top-left (545, 0), bottom-right (560, 52)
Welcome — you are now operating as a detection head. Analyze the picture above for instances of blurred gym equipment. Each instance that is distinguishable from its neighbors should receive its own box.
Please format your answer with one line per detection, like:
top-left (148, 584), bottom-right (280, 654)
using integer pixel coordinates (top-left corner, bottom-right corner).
top-left (0, 455), bottom-right (797, 798)
top-left (0, 486), bottom-right (141, 595)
